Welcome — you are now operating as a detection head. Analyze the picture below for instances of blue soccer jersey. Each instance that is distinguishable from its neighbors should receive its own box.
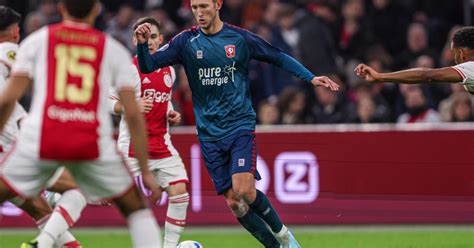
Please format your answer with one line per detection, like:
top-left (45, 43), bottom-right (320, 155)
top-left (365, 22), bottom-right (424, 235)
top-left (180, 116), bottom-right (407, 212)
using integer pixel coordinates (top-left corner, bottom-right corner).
top-left (137, 23), bottom-right (315, 141)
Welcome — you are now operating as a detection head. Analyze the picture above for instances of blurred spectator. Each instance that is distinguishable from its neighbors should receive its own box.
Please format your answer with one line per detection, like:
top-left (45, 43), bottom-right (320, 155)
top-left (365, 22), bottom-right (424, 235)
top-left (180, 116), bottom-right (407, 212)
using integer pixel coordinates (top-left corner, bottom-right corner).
top-left (106, 4), bottom-right (136, 51)
top-left (450, 93), bottom-right (474, 122)
top-left (276, 3), bottom-right (299, 52)
top-left (146, 6), bottom-right (179, 40)
top-left (338, 0), bottom-right (374, 62)
top-left (23, 11), bottom-right (47, 36)
top-left (241, 0), bottom-right (267, 29)
top-left (172, 67), bottom-right (195, 126)
top-left (304, 84), bottom-right (353, 124)
top-left (220, 0), bottom-right (244, 26)
top-left (278, 86), bottom-right (306, 124)
top-left (350, 82), bottom-right (391, 122)
top-left (439, 92), bottom-right (474, 122)
top-left (295, 1), bottom-right (338, 75)
top-left (397, 85), bottom-right (440, 123)
top-left (37, 0), bottom-right (60, 24)
top-left (438, 83), bottom-right (470, 121)
top-left (352, 96), bottom-right (381, 123)
top-left (367, 0), bottom-right (410, 56)
top-left (393, 22), bottom-right (438, 70)
top-left (257, 99), bottom-right (280, 126)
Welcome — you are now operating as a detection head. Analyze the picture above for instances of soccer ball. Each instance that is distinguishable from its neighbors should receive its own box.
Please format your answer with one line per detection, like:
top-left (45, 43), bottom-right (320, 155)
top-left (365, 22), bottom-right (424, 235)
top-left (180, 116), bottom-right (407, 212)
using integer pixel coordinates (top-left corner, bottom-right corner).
top-left (177, 240), bottom-right (203, 248)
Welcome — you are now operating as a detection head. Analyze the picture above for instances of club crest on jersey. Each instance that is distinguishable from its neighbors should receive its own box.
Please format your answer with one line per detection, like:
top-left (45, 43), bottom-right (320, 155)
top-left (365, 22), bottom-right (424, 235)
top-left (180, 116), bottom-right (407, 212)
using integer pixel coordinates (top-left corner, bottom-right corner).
top-left (197, 50), bottom-right (203, 59)
top-left (163, 72), bottom-right (173, 88)
top-left (225, 45), bottom-right (235, 58)
top-left (6, 50), bottom-right (15, 62)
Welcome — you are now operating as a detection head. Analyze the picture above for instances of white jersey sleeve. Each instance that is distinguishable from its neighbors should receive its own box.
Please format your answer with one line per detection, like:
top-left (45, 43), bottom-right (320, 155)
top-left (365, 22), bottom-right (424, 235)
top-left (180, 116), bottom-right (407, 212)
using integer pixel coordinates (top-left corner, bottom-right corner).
top-left (452, 61), bottom-right (474, 93)
top-left (108, 64), bottom-right (141, 114)
top-left (106, 38), bottom-right (135, 90)
top-left (0, 42), bottom-right (18, 88)
top-left (11, 30), bottom-right (42, 79)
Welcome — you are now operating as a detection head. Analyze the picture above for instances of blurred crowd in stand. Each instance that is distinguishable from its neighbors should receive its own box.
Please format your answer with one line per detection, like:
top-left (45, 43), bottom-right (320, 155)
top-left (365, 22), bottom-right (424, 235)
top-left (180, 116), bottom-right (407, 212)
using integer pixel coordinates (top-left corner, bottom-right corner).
top-left (5, 0), bottom-right (474, 126)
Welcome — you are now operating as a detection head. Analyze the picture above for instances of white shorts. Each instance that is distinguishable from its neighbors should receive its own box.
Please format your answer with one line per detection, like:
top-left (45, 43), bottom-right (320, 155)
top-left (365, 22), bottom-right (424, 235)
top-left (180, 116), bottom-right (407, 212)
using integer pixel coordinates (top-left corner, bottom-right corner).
top-left (127, 155), bottom-right (189, 189)
top-left (0, 146), bottom-right (134, 202)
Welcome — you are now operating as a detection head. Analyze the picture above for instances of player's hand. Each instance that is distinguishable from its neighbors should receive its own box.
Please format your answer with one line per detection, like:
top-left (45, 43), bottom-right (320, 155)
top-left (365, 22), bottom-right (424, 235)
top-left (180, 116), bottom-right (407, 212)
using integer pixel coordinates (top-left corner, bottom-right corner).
top-left (138, 97), bottom-right (153, 113)
top-left (134, 23), bottom-right (151, 44)
top-left (142, 171), bottom-right (162, 205)
top-left (354, 63), bottom-right (380, 82)
top-left (311, 76), bottom-right (341, 91)
top-left (168, 110), bottom-right (181, 126)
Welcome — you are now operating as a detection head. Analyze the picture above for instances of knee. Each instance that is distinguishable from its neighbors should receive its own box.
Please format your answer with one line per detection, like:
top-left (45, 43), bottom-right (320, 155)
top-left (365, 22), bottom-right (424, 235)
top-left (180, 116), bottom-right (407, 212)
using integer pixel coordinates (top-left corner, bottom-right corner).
top-left (225, 198), bottom-right (248, 218)
top-left (232, 185), bottom-right (256, 203)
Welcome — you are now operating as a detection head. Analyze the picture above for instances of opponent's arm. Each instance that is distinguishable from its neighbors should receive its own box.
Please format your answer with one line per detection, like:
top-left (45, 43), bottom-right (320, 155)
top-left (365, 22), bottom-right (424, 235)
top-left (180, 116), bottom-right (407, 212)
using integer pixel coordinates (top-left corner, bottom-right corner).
top-left (355, 64), bottom-right (463, 83)
top-left (135, 23), bottom-right (182, 73)
top-left (244, 30), bottom-right (340, 91)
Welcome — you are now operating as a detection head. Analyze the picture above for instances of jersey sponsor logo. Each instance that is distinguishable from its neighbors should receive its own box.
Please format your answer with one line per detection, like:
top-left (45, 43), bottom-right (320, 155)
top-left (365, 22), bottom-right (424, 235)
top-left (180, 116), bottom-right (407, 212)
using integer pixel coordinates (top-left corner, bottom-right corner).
top-left (143, 89), bottom-right (171, 103)
top-left (6, 50), bottom-right (15, 62)
top-left (198, 61), bottom-right (236, 86)
top-left (238, 158), bottom-right (245, 167)
top-left (225, 45), bottom-right (235, 58)
top-left (47, 105), bottom-right (96, 123)
top-left (142, 77), bottom-right (151, 84)
top-left (196, 50), bottom-right (203, 59)
top-left (163, 72), bottom-right (173, 88)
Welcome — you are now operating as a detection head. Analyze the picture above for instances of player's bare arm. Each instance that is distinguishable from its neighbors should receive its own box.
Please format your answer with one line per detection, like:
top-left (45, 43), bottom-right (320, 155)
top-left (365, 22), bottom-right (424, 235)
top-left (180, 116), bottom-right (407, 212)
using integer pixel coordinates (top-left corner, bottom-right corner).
top-left (113, 96), bottom-right (153, 114)
top-left (0, 75), bottom-right (31, 131)
top-left (134, 23), bottom-right (151, 45)
top-left (118, 87), bottom-right (161, 201)
top-left (311, 76), bottom-right (341, 91)
top-left (355, 63), bottom-right (463, 84)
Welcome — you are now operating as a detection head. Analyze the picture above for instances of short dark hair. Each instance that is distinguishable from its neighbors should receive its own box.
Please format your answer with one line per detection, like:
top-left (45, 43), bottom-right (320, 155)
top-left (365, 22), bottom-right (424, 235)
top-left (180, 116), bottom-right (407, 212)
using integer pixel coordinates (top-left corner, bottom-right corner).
top-left (0, 6), bottom-right (21, 31)
top-left (61, 0), bottom-right (97, 19)
top-left (453, 26), bottom-right (474, 50)
top-left (132, 17), bottom-right (161, 32)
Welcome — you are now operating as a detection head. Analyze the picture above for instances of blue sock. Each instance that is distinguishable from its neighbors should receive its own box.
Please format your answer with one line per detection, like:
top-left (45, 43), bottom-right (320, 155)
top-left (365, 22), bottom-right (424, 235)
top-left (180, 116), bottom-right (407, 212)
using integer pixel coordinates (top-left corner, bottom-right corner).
top-left (237, 209), bottom-right (280, 248)
top-left (249, 190), bottom-right (284, 233)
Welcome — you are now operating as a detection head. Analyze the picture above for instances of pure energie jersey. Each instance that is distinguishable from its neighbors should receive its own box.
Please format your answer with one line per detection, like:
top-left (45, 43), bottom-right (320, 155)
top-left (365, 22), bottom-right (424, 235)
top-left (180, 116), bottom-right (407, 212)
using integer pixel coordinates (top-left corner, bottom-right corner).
top-left (137, 23), bottom-right (315, 141)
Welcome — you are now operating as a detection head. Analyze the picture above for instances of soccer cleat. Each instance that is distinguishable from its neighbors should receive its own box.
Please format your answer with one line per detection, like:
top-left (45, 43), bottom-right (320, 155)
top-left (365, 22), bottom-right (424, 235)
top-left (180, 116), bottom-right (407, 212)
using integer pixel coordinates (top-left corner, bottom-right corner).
top-left (62, 240), bottom-right (82, 248)
top-left (277, 229), bottom-right (301, 248)
top-left (287, 230), bottom-right (301, 248)
top-left (19, 240), bottom-right (38, 248)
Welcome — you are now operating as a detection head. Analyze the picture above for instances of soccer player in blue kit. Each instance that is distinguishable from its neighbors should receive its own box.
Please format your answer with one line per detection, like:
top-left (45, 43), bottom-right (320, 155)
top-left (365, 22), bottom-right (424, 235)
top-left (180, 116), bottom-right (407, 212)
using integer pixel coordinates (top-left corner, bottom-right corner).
top-left (135, 0), bottom-right (340, 247)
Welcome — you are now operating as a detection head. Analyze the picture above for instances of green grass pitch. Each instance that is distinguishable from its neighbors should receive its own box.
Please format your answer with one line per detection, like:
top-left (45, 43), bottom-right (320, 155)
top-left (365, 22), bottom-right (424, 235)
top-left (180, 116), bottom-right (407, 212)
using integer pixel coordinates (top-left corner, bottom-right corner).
top-left (1, 226), bottom-right (474, 248)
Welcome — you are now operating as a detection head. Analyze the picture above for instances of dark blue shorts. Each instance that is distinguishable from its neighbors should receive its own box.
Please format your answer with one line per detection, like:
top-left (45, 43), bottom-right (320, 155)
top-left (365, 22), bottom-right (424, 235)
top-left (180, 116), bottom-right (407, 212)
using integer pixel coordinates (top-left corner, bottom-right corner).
top-left (199, 130), bottom-right (261, 195)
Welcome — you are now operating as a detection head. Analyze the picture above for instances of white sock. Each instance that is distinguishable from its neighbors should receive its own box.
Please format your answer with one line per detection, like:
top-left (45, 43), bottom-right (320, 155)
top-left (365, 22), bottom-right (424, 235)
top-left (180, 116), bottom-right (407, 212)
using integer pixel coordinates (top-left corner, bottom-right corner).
top-left (127, 208), bottom-right (161, 248)
top-left (37, 189), bottom-right (86, 248)
top-left (164, 193), bottom-right (189, 248)
top-left (35, 214), bottom-right (77, 247)
top-left (275, 225), bottom-right (288, 237)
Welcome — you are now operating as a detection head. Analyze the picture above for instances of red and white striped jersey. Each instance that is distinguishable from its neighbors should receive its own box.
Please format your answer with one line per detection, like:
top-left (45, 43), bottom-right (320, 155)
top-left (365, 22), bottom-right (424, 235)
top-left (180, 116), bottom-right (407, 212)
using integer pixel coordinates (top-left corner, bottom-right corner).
top-left (452, 62), bottom-right (474, 93)
top-left (0, 42), bottom-right (27, 153)
top-left (10, 22), bottom-right (136, 160)
top-left (112, 57), bottom-right (179, 161)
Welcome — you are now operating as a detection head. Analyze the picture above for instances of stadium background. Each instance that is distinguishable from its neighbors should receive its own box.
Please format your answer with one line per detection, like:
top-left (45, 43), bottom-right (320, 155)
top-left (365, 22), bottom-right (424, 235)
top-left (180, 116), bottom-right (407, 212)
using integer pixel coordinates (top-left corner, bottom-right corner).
top-left (1, 0), bottom-right (474, 247)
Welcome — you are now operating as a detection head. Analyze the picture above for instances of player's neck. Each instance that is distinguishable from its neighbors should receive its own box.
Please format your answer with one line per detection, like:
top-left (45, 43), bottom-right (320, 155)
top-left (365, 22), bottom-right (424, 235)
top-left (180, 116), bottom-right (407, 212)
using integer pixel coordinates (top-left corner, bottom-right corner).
top-left (201, 19), bottom-right (224, 35)
top-left (0, 33), bottom-right (15, 44)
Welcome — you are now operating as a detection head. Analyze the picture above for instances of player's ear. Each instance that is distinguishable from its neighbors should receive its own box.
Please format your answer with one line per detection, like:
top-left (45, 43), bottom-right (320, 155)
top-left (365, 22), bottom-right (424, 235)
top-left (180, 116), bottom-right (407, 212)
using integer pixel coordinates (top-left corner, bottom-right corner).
top-left (215, 0), bottom-right (222, 11)
top-left (158, 35), bottom-right (164, 45)
top-left (58, 2), bottom-right (66, 17)
top-left (92, 1), bottom-right (101, 19)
